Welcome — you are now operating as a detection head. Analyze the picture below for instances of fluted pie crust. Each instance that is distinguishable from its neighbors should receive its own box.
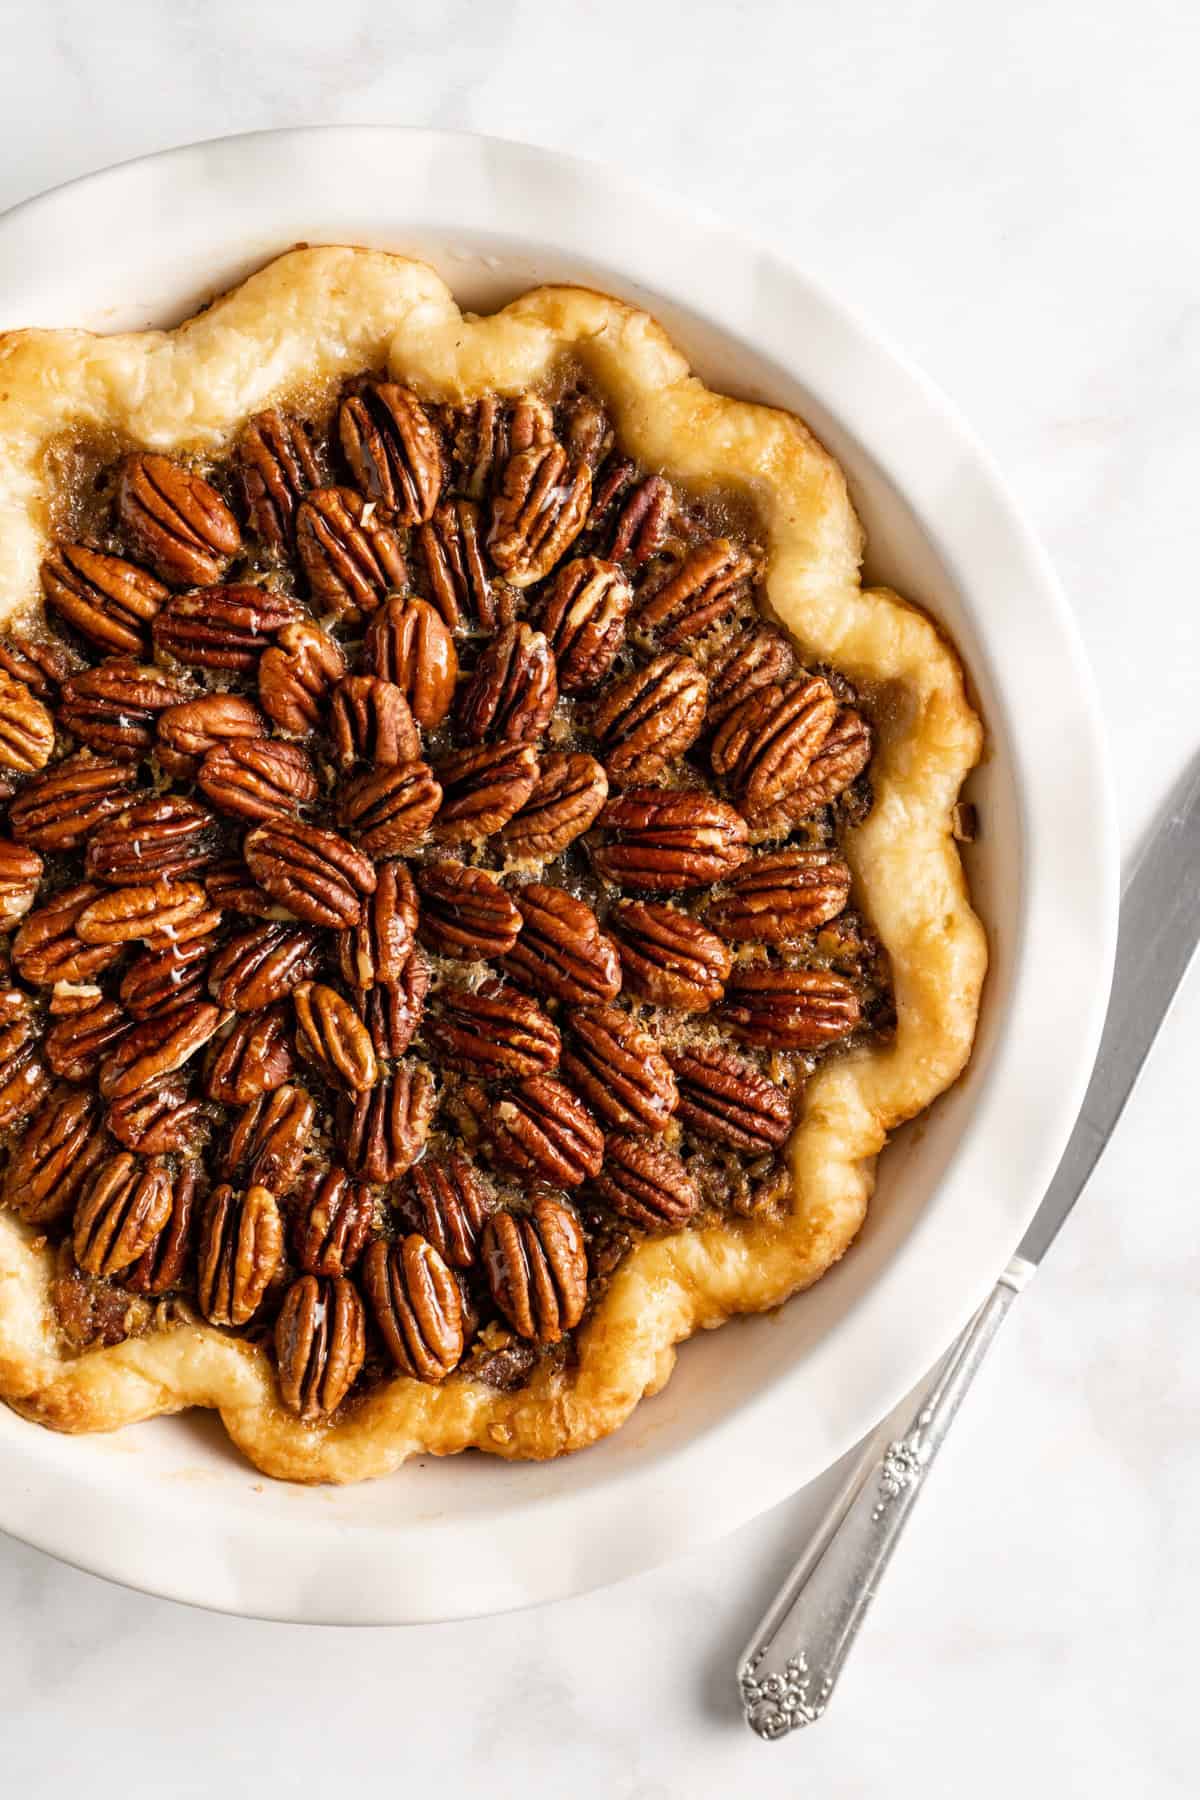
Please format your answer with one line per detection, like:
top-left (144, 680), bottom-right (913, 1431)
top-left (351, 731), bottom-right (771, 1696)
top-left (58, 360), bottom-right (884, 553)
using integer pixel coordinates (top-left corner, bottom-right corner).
top-left (0, 247), bottom-right (985, 1480)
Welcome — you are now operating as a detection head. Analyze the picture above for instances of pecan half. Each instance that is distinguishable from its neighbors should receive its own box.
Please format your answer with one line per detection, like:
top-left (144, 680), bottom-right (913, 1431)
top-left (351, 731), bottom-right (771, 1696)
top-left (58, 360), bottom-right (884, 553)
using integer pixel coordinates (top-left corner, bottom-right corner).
top-left (153, 584), bottom-right (304, 672)
top-left (337, 859), bottom-right (418, 988)
top-left (156, 692), bottom-right (267, 778)
top-left (561, 1004), bottom-right (677, 1134)
top-left (275, 1274), bottom-right (366, 1420)
top-left (352, 950), bottom-right (429, 1058)
top-left (362, 595), bottom-right (458, 730)
top-left (415, 498), bottom-right (503, 631)
top-left (720, 967), bottom-right (860, 1048)
top-left (9, 754), bottom-right (136, 851)
top-left (1, 1088), bottom-right (107, 1224)
top-left (58, 658), bottom-right (187, 760)
top-left (397, 1149), bottom-right (490, 1272)
top-left (293, 980), bottom-right (379, 1093)
top-left (594, 787), bottom-right (749, 890)
top-left (0, 991), bottom-right (49, 1128)
top-left (592, 1134), bottom-right (700, 1229)
top-left (235, 409), bottom-right (322, 554)
top-left (199, 738), bottom-right (318, 822)
top-left (426, 981), bottom-right (560, 1080)
top-left (204, 857), bottom-right (287, 922)
top-left (481, 1194), bottom-right (588, 1344)
top-left (706, 625), bottom-right (796, 729)
top-left (415, 860), bottom-right (521, 960)
top-left (86, 796), bottom-right (219, 884)
top-left (444, 393), bottom-right (552, 497)
top-left (561, 392), bottom-right (614, 470)
top-left (609, 899), bottom-right (731, 1010)
top-left (244, 817), bottom-right (377, 928)
top-left (295, 486), bottom-right (408, 619)
top-left (0, 840), bottom-right (44, 925)
top-left (293, 1170), bottom-right (375, 1276)
top-left (117, 454), bottom-right (242, 587)
top-left (462, 1073), bottom-right (603, 1186)
top-left (196, 1183), bottom-right (284, 1327)
top-left (0, 632), bottom-right (77, 702)
top-left (499, 883), bottom-right (622, 1004)
top-left (634, 538), bottom-right (753, 645)
top-left (339, 382), bottom-right (444, 523)
top-left (488, 441), bottom-right (591, 587)
top-left (456, 623), bottom-right (557, 745)
top-left (668, 1044), bottom-right (793, 1151)
top-left (73, 1153), bottom-right (173, 1277)
top-left (125, 1161), bottom-right (199, 1296)
top-left (609, 474), bottom-right (672, 565)
top-left (753, 708), bottom-right (872, 826)
top-left (0, 672), bottom-right (54, 772)
top-left (119, 930), bottom-right (217, 1020)
top-left (705, 848), bottom-right (852, 942)
top-left (13, 883), bottom-right (124, 985)
top-left (337, 1060), bottom-right (435, 1181)
top-left (336, 760), bottom-right (443, 854)
top-left (362, 1234), bottom-right (464, 1382)
top-left (223, 1083), bottom-right (315, 1196)
top-left (591, 652), bottom-right (707, 784)
top-left (74, 878), bottom-right (209, 946)
top-left (208, 924), bottom-right (323, 1012)
top-left (40, 543), bottom-right (169, 654)
top-left (495, 753), bottom-right (608, 863)
top-left (258, 621), bottom-right (347, 733)
top-left (106, 1075), bottom-right (205, 1154)
top-left (710, 676), bottom-right (838, 812)
top-left (540, 557), bottom-right (631, 693)
top-left (45, 998), bottom-right (132, 1081)
top-left (100, 1001), bottom-right (223, 1100)
top-left (430, 743), bottom-right (538, 844)
top-left (330, 675), bottom-right (420, 769)
top-left (204, 1006), bottom-right (295, 1105)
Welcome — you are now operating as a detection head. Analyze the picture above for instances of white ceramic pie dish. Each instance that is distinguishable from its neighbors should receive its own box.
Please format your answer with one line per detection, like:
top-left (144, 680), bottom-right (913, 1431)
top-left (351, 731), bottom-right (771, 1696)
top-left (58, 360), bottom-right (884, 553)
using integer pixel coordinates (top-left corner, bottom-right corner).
top-left (0, 127), bottom-right (1117, 1622)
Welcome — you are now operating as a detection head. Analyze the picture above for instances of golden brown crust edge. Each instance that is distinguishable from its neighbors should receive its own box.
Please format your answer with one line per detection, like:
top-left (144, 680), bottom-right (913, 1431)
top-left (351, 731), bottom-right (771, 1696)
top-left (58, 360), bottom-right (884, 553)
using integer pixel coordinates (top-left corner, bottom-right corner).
top-left (0, 247), bottom-right (986, 1481)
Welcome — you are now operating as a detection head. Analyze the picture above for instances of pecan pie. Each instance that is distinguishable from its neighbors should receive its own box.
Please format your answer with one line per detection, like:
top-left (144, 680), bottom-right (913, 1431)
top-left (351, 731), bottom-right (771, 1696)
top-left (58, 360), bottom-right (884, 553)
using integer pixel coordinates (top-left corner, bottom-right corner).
top-left (0, 249), bottom-right (985, 1480)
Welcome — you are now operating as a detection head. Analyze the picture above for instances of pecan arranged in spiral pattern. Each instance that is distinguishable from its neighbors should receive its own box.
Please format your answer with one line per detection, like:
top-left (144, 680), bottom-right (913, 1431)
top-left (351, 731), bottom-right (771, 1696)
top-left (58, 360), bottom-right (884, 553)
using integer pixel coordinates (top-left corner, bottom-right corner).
top-left (481, 1195), bottom-right (588, 1344)
top-left (635, 538), bottom-right (753, 645)
top-left (463, 1073), bottom-right (603, 1187)
top-left (457, 623), bottom-right (557, 745)
top-left (275, 1274), bottom-right (366, 1420)
top-left (295, 486), bottom-right (409, 619)
top-left (41, 543), bottom-right (169, 655)
top-left (73, 1153), bottom-right (173, 1278)
top-left (337, 1060), bottom-right (435, 1181)
top-left (0, 671), bottom-right (55, 772)
top-left (591, 651), bottom-right (707, 784)
top-left (705, 848), bottom-right (852, 942)
top-left (668, 1045), bottom-right (793, 1151)
top-left (561, 1004), bottom-right (677, 1134)
top-left (339, 382), bottom-right (444, 524)
top-left (415, 498), bottom-right (502, 631)
top-left (293, 1169), bottom-right (375, 1277)
top-left (116, 454), bottom-right (242, 588)
top-left (609, 900), bottom-right (731, 1011)
top-left (415, 860), bottom-right (522, 960)
top-left (363, 595), bottom-right (458, 730)
top-left (258, 621), bottom-right (346, 732)
top-left (500, 883), bottom-right (622, 1004)
top-left (541, 557), bottom-right (631, 693)
top-left (488, 441), bottom-right (591, 587)
top-left (235, 409), bottom-right (323, 555)
top-left (398, 1149), bottom-right (491, 1272)
top-left (196, 1183), bottom-right (284, 1327)
top-left (495, 752), bottom-right (608, 862)
top-left (592, 1134), bottom-right (700, 1230)
top-left (1, 1087), bottom-right (107, 1224)
top-left (224, 1083), bottom-right (315, 1197)
top-left (244, 817), bottom-right (376, 927)
top-left (363, 1234), bottom-right (464, 1381)
top-left (720, 967), bottom-right (861, 1048)
top-left (427, 980), bottom-right (560, 1080)
top-left (595, 787), bottom-right (749, 890)
top-left (154, 584), bottom-right (303, 672)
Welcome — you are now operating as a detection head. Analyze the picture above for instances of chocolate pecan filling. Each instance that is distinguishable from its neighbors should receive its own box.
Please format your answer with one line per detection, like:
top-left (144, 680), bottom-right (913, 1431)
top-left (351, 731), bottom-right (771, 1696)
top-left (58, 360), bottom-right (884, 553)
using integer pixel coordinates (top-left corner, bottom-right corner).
top-left (0, 374), bottom-right (894, 1420)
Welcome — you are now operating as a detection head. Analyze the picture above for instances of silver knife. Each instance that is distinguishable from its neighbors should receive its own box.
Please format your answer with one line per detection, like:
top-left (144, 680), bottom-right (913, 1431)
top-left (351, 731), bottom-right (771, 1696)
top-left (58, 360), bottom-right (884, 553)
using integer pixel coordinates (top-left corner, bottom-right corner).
top-left (737, 749), bottom-right (1200, 1740)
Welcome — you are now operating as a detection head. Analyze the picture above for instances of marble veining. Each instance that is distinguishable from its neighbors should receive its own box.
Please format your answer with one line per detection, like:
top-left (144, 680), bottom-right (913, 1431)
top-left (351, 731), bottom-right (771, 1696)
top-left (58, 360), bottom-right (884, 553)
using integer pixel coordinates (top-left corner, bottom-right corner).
top-left (1, 3), bottom-right (1198, 1796)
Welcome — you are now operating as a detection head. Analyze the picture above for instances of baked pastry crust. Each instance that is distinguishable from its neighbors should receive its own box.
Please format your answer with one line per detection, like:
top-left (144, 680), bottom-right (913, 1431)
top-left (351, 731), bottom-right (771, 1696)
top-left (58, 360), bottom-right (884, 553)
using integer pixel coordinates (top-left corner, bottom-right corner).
top-left (0, 247), bottom-right (985, 1480)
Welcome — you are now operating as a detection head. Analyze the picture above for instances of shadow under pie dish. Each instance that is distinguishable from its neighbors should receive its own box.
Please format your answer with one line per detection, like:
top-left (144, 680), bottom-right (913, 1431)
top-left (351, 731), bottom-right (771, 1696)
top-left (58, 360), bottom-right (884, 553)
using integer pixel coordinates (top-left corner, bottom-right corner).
top-left (0, 245), bottom-right (985, 1483)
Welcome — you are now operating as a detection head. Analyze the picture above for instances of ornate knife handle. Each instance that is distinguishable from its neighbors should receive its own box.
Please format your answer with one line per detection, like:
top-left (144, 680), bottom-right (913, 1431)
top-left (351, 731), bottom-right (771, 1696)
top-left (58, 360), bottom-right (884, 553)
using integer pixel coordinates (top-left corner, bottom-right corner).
top-left (738, 1258), bottom-right (1034, 1739)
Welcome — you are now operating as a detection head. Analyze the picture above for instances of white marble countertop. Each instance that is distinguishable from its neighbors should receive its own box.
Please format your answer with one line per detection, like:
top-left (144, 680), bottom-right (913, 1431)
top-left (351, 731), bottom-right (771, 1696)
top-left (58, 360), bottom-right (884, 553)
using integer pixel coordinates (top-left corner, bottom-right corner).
top-left (2, 1), bottom-right (1197, 1792)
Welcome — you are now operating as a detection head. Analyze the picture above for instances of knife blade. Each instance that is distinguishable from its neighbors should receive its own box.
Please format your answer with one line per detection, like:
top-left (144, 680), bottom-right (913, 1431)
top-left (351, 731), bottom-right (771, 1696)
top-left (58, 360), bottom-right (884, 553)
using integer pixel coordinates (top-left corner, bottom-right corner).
top-left (738, 747), bottom-right (1200, 1738)
top-left (1016, 746), bottom-right (1200, 1265)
